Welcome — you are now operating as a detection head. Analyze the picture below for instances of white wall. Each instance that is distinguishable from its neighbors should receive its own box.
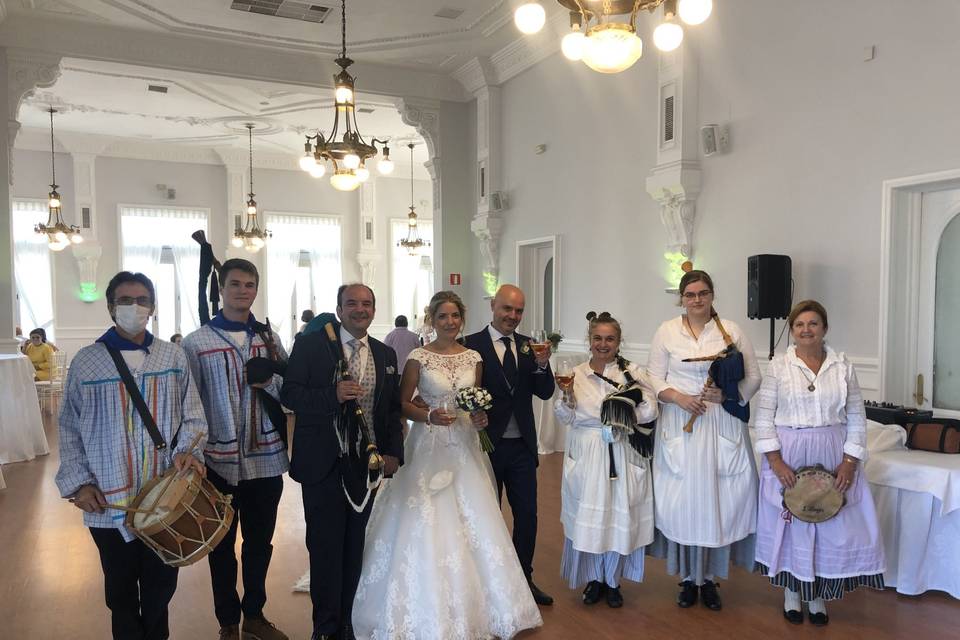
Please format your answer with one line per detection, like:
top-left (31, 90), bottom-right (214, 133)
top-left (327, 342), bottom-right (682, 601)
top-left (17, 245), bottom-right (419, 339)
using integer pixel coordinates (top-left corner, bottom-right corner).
top-left (470, 0), bottom-right (960, 394)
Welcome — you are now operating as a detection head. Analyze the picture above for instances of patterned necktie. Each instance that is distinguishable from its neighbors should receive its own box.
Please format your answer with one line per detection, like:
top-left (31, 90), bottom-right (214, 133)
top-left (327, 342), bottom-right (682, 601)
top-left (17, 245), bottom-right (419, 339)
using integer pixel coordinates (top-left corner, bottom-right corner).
top-left (500, 336), bottom-right (519, 391)
top-left (348, 338), bottom-right (376, 433)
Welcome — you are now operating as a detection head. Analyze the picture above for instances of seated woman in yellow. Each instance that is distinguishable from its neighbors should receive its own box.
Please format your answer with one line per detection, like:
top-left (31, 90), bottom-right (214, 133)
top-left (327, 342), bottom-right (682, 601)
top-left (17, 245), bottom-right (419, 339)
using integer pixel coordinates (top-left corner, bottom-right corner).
top-left (25, 328), bottom-right (55, 381)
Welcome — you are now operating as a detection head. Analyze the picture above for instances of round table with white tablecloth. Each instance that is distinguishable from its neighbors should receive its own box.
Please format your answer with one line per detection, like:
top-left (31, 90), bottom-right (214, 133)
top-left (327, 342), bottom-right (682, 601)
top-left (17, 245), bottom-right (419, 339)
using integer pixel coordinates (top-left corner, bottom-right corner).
top-left (534, 351), bottom-right (590, 454)
top-left (0, 354), bottom-right (50, 465)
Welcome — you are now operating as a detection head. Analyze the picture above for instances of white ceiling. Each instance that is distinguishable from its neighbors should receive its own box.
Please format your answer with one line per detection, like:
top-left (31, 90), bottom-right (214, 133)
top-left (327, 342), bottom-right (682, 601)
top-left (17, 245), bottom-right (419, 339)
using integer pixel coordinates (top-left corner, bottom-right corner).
top-left (7, 0), bottom-right (542, 72)
top-left (18, 58), bottom-right (432, 174)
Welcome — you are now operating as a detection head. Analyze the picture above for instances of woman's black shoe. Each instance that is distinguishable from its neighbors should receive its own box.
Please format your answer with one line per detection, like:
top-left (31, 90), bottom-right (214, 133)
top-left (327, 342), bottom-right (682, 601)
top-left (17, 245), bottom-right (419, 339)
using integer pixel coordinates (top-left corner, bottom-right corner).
top-left (783, 609), bottom-right (803, 625)
top-left (582, 580), bottom-right (606, 605)
top-left (700, 580), bottom-right (722, 610)
top-left (677, 581), bottom-right (698, 608)
top-left (808, 612), bottom-right (830, 626)
top-left (606, 586), bottom-right (623, 608)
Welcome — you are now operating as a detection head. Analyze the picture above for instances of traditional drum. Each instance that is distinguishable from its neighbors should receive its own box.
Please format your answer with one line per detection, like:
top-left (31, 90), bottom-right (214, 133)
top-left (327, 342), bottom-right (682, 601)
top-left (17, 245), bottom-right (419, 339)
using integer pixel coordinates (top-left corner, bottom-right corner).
top-left (782, 464), bottom-right (844, 523)
top-left (125, 467), bottom-right (234, 567)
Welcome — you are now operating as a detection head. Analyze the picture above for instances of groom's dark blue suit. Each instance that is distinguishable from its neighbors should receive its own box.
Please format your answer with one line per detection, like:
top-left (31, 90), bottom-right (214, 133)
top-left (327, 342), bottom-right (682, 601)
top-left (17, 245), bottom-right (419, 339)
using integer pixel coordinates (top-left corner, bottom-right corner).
top-left (464, 327), bottom-right (555, 580)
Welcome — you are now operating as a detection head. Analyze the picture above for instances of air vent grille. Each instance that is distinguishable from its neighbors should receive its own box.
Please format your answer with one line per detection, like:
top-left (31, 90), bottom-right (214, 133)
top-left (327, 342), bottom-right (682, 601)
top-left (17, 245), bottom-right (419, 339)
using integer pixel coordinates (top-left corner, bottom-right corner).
top-left (230, 1), bottom-right (331, 23)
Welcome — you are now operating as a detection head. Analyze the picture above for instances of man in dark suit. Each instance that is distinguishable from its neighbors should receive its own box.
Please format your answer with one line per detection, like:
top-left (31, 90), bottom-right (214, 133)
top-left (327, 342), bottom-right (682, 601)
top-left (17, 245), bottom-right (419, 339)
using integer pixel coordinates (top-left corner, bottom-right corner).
top-left (464, 284), bottom-right (556, 606)
top-left (281, 284), bottom-right (404, 640)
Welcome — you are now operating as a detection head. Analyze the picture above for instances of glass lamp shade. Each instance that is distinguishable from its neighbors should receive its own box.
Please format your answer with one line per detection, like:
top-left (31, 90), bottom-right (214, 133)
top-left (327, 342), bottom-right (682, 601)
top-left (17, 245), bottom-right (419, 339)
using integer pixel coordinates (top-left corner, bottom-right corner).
top-left (309, 163), bottom-right (327, 179)
top-left (71, 233), bottom-right (84, 244)
top-left (514, 3), bottom-right (546, 35)
top-left (377, 157), bottom-right (395, 175)
top-left (343, 153), bottom-right (361, 170)
top-left (299, 153), bottom-right (317, 171)
top-left (582, 23), bottom-right (644, 74)
top-left (334, 85), bottom-right (354, 105)
top-left (49, 238), bottom-right (69, 251)
top-left (246, 203), bottom-right (258, 215)
top-left (356, 166), bottom-right (370, 182)
top-left (244, 242), bottom-right (259, 253)
top-left (330, 170), bottom-right (361, 192)
top-left (679, 0), bottom-right (713, 25)
top-left (48, 195), bottom-right (61, 209)
top-left (561, 31), bottom-right (585, 61)
top-left (653, 21), bottom-right (684, 52)
top-left (55, 230), bottom-right (68, 242)
top-left (232, 236), bottom-right (244, 248)
top-left (251, 236), bottom-right (266, 249)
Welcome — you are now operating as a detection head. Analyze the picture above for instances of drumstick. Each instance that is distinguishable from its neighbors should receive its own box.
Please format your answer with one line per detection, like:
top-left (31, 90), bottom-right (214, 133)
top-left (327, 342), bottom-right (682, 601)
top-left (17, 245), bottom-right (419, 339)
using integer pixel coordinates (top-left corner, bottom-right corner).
top-left (102, 503), bottom-right (152, 514)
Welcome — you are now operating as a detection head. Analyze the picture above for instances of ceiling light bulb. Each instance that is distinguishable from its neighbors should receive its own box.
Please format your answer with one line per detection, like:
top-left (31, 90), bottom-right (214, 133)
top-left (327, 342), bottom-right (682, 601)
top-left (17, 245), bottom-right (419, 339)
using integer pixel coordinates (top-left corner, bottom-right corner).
top-left (582, 24), bottom-right (644, 74)
top-left (232, 236), bottom-right (244, 248)
top-left (561, 31), bottom-right (585, 61)
top-left (653, 21), bottom-right (684, 52)
top-left (299, 153), bottom-right (317, 171)
top-left (244, 242), bottom-right (258, 253)
top-left (335, 85), bottom-right (354, 104)
top-left (678, 0), bottom-right (713, 25)
top-left (514, 3), bottom-right (546, 35)
top-left (49, 196), bottom-right (61, 209)
top-left (71, 233), bottom-right (83, 244)
top-left (330, 170), bottom-right (361, 192)
top-left (55, 230), bottom-right (68, 242)
top-left (309, 163), bottom-right (327, 179)
top-left (251, 236), bottom-right (266, 248)
top-left (49, 238), bottom-right (68, 251)
top-left (377, 157), bottom-right (395, 175)
top-left (343, 153), bottom-right (361, 170)
top-left (247, 204), bottom-right (257, 215)
top-left (356, 166), bottom-right (370, 182)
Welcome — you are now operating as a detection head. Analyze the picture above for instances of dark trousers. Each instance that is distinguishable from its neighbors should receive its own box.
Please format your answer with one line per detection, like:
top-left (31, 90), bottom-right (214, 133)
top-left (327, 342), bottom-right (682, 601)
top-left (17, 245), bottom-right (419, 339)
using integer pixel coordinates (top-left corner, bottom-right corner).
top-left (90, 527), bottom-right (179, 640)
top-left (302, 469), bottom-right (374, 637)
top-left (489, 437), bottom-right (539, 577)
top-left (206, 466), bottom-right (284, 626)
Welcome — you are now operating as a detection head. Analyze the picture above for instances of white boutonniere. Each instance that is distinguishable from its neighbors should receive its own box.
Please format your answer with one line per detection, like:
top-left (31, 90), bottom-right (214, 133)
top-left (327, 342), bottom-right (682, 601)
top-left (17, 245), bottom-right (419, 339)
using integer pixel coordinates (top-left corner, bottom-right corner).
top-left (386, 365), bottom-right (396, 374)
top-left (520, 340), bottom-right (531, 355)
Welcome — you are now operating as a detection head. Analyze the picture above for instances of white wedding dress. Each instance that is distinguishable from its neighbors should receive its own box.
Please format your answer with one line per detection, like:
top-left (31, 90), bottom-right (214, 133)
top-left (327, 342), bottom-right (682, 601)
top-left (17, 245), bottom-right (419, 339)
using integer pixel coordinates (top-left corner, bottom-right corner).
top-left (353, 347), bottom-right (543, 640)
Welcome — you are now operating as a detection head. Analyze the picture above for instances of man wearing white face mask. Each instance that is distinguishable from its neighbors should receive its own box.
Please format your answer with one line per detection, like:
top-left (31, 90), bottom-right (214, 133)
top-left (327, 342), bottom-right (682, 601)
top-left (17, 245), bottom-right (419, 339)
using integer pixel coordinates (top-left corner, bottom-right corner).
top-left (56, 271), bottom-right (207, 640)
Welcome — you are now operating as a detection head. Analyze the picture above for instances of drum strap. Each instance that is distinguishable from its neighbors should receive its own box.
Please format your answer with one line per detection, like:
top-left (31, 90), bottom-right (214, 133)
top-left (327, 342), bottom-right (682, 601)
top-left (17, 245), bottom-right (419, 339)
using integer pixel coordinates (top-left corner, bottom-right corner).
top-left (105, 346), bottom-right (168, 451)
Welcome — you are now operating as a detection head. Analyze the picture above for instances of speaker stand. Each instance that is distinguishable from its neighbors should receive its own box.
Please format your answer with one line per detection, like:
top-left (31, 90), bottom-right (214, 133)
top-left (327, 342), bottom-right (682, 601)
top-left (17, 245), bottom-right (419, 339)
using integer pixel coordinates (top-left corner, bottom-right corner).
top-left (768, 318), bottom-right (775, 361)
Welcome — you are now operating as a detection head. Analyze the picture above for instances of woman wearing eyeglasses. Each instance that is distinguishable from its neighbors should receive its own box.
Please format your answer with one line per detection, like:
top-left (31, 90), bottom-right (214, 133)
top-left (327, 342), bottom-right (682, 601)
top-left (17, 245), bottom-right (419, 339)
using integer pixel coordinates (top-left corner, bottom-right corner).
top-left (646, 270), bottom-right (761, 611)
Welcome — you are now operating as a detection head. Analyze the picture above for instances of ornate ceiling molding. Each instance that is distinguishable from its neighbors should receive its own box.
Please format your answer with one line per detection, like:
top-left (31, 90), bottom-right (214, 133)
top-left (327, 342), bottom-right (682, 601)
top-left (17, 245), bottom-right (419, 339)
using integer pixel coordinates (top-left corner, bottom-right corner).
top-left (396, 97), bottom-right (440, 161)
top-left (96, 0), bottom-right (511, 55)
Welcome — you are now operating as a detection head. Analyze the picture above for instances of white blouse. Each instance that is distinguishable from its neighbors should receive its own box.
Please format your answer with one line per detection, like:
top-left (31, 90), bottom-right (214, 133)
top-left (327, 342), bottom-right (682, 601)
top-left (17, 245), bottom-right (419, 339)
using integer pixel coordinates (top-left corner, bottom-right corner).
top-left (646, 316), bottom-right (761, 405)
top-left (554, 360), bottom-right (658, 428)
top-left (753, 345), bottom-right (867, 460)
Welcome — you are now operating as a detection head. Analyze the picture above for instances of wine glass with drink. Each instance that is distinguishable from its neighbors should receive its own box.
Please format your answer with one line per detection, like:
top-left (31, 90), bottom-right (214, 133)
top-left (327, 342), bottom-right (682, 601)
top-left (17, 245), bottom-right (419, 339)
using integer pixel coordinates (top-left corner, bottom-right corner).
top-left (530, 329), bottom-right (551, 359)
top-left (555, 356), bottom-right (576, 405)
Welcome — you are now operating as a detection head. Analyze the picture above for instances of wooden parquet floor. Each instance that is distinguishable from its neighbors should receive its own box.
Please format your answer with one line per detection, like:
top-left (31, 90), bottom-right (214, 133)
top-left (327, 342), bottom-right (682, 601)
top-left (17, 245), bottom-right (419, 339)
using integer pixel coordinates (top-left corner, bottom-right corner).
top-left (1, 408), bottom-right (957, 639)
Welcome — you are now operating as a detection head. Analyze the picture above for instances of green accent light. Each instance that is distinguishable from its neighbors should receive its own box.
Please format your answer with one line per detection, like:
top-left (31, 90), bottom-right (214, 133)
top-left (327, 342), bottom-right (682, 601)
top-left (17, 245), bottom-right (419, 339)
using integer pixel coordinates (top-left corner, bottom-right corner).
top-left (482, 271), bottom-right (499, 297)
top-left (79, 282), bottom-right (100, 302)
top-left (664, 251), bottom-right (688, 290)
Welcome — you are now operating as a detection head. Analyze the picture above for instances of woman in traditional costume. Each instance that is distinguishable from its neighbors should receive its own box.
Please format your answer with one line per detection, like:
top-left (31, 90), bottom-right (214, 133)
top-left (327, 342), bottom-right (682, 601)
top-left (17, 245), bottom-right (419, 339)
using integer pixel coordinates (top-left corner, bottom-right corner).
top-left (555, 312), bottom-right (658, 608)
top-left (753, 300), bottom-right (884, 625)
top-left (646, 270), bottom-right (761, 611)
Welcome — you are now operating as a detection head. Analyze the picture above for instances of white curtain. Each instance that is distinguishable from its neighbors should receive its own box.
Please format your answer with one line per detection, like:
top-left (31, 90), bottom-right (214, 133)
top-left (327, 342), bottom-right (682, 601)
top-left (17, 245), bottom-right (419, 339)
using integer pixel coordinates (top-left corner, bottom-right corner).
top-left (12, 200), bottom-right (55, 342)
top-left (120, 206), bottom-right (207, 334)
top-left (391, 218), bottom-right (434, 323)
top-left (267, 213), bottom-right (342, 349)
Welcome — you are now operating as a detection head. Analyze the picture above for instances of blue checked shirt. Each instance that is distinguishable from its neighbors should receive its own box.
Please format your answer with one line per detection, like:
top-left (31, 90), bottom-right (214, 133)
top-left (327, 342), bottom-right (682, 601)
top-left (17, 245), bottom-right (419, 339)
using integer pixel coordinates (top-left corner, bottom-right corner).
top-left (55, 339), bottom-right (207, 541)
top-left (182, 324), bottom-right (289, 484)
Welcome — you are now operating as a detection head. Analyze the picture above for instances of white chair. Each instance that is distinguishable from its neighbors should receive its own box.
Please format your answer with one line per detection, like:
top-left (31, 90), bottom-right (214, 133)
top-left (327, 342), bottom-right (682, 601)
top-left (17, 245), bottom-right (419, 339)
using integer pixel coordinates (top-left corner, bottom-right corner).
top-left (35, 350), bottom-right (67, 414)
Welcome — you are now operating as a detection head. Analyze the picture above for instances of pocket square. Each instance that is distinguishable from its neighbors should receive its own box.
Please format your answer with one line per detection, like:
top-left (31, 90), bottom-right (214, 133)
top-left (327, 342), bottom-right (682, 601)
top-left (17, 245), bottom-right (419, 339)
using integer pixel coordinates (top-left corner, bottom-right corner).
top-left (386, 365), bottom-right (396, 374)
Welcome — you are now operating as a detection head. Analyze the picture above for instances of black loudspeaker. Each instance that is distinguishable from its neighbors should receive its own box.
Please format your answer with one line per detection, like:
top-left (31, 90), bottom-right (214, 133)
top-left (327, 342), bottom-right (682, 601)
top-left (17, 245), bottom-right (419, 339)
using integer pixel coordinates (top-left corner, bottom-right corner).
top-left (747, 254), bottom-right (791, 319)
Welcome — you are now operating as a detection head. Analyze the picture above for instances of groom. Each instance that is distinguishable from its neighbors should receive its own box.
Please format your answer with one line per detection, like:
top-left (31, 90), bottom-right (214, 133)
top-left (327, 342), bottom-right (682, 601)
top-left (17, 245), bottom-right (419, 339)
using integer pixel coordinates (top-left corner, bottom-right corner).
top-left (465, 284), bottom-right (556, 605)
top-left (281, 284), bottom-right (404, 640)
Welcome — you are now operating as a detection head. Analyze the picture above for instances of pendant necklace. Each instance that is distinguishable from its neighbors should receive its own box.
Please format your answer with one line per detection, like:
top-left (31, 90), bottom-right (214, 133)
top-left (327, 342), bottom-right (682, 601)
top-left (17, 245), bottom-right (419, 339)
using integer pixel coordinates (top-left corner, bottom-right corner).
top-left (798, 351), bottom-right (825, 392)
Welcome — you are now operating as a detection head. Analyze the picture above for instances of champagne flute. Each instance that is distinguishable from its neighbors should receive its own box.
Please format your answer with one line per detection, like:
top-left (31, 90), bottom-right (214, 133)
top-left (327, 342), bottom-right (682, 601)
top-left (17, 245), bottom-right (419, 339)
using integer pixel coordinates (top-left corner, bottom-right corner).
top-left (555, 356), bottom-right (576, 404)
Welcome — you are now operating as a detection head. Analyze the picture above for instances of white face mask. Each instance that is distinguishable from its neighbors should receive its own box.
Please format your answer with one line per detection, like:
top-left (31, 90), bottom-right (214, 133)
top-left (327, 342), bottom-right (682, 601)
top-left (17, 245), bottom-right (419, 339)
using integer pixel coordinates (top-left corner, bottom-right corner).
top-left (114, 304), bottom-right (151, 335)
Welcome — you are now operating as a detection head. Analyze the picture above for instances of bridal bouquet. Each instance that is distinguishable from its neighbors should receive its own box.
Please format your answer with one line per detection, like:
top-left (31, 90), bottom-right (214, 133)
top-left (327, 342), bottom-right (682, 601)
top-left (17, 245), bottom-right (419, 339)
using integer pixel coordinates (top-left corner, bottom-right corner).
top-left (455, 386), bottom-right (495, 453)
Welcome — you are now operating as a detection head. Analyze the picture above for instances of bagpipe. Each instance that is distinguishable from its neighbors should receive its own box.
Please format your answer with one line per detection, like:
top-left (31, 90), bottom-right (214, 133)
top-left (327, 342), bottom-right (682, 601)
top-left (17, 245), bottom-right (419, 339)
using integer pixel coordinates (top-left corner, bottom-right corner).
top-left (305, 312), bottom-right (385, 512)
top-left (681, 311), bottom-right (748, 432)
top-left (597, 356), bottom-right (655, 480)
top-left (192, 230), bottom-right (287, 447)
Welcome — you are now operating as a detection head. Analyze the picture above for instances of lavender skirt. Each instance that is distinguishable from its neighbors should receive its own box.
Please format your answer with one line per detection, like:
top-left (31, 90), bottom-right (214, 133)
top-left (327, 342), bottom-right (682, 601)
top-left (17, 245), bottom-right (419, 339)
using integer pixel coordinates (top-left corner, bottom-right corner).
top-left (754, 425), bottom-right (886, 601)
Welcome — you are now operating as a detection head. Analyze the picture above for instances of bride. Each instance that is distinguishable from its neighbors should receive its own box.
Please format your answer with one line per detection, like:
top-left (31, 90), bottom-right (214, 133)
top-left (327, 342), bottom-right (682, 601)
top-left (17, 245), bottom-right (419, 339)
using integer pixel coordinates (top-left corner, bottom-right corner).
top-left (353, 291), bottom-right (543, 640)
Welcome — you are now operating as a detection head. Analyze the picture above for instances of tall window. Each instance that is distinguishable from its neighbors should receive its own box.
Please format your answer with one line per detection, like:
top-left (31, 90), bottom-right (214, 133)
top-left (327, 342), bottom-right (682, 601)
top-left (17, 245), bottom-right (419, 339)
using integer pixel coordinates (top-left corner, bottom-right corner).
top-left (12, 199), bottom-right (55, 342)
top-left (266, 213), bottom-right (342, 349)
top-left (120, 205), bottom-right (208, 339)
top-left (390, 218), bottom-right (434, 324)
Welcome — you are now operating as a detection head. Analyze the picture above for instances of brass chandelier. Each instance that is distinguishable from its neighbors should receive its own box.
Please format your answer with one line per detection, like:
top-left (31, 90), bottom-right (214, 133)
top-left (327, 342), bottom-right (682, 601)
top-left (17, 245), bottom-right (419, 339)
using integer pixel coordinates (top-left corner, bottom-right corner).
top-left (298, 0), bottom-right (394, 191)
top-left (514, 0), bottom-right (714, 73)
top-left (231, 123), bottom-right (270, 253)
top-left (397, 143), bottom-right (430, 256)
top-left (35, 108), bottom-right (82, 250)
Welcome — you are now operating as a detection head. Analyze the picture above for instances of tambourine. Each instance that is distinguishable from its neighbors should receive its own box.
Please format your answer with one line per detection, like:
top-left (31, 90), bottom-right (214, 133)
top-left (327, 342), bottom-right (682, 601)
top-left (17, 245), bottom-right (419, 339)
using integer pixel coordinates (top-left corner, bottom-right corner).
top-left (782, 464), bottom-right (845, 523)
